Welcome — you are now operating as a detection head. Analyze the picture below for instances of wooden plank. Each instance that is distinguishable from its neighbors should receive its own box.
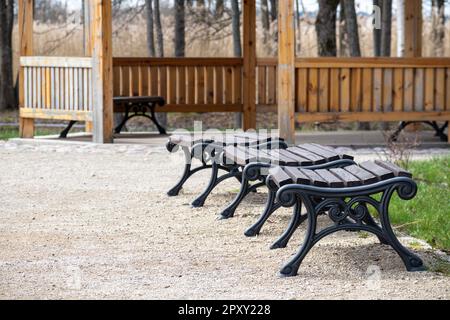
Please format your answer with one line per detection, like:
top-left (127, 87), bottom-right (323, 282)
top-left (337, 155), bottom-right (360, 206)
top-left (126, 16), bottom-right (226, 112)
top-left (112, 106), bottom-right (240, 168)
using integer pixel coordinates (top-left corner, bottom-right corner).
top-left (286, 147), bottom-right (328, 165)
top-left (243, 0), bottom-right (257, 131)
top-left (214, 66), bottom-right (223, 105)
top-left (167, 66), bottom-right (177, 104)
top-left (233, 66), bottom-right (242, 104)
top-left (293, 57), bottom-right (450, 68)
top-left (375, 160), bottom-right (412, 178)
top-left (298, 169), bottom-right (328, 187)
top-left (404, 0), bottom-right (422, 58)
top-left (424, 68), bottom-right (435, 111)
top-left (343, 165), bottom-right (379, 185)
top-left (196, 66), bottom-right (205, 104)
top-left (20, 108), bottom-right (93, 121)
top-left (158, 66), bottom-right (167, 98)
top-left (340, 68), bottom-right (351, 112)
top-left (329, 68), bottom-right (340, 113)
top-left (92, 0), bottom-right (114, 143)
top-left (150, 66), bottom-right (158, 96)
top-left (177, 66), bottom-right (186, 104)
top-left (258, 66), bottom-right (267, 105)
top-left (297, 144), bottom-right (340, 161)
top-left (414, 68), bottom-right (424, 111)
top-left (403, 68), bottom-right (414, 112)
top-left (362, 68), bottom-right (372, 113)
top-left (20, 56), bottom-right (93, 68)
top-left (267, 66), bottom-right (276, 105)
top-left (113, 57), bottom-right (244, 67)
top-left (350, 68), bottom-right (362, 112)
top-left (269, 167), bottom-right (294, 187)
top-left (393, 68), bottom-right (404, 112)
top-left (329, 168), bottom-right (363, 187)
top-left (382, 68), bottom-right (393, 112)
top-left (435, 68), bottom-right (445, 112)
top-left (187, 66), bottom-right (196, 104)
top-left (224, 66), bottom-right (233, 105)
top-left (55, 67), bottom-right (60, 110)
top-left (373, 68), bottom-right (382, 112)
top-left (296, 68), bottom-right (308, 112)
top-left (296, 111), bottom-right (450, 123)
top-left (359, 161), bottom-right (395, 180)
top-left (283, 167), bottom-right (312, 185)
top-left (316, 169), bottom-right (345, 188)
top-left (307, 68), bottom-right (318, 113)
top-left (318, 68), bottom-right (329, 113)
top-left (205, 66), bottom-right (214, 105)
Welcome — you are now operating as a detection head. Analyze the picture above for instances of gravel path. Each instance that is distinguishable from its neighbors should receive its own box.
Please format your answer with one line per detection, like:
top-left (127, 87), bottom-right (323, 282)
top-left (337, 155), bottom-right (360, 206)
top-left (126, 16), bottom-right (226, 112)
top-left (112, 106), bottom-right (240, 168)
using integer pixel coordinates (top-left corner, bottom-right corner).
top-left (0, 141), bottom-right (449, 300)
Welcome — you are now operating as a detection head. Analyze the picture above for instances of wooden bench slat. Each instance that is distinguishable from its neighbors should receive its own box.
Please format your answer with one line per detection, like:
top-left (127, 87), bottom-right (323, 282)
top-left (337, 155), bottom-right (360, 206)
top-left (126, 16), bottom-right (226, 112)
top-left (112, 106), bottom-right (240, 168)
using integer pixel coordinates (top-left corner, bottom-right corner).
top-left (286, 147), bottom-right (328, 165)
top-left (299, 169), bottom-right (329, 187)
top-left (359, 161), bottom-right (395, 180)
top-left (343, 165), bottom-right (379, 185)
top-left (310, 143), bottom-right (354, 160)
top-left (270, 166), bottom-right (293, 187)
top-left (279, 150), bottom-right (314, 166)
top-left (297, 144), bottom-right (341, 162)
top-left (330, 168), bottom-right (363, 187)
top-left (375, 160), bottom-right (413, 178)
top-left (315, 169), bottom-right (345, 187)
top-left (283, 167), bottom-right (313, 185)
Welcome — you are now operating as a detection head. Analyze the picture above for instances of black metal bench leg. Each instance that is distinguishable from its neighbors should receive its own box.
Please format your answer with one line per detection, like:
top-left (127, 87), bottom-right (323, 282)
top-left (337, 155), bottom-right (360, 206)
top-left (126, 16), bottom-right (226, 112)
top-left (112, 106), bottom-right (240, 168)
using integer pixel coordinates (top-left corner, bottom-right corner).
top-left (271, 202), bottom-right (307, 250)
top-left (363, 213), bottom-right (390, 245)
top-left (60, 121), bottom-right (77, 138)
top-left (192, 162), bottom-right (219, 208)
top-left (245, 190), bottom-right (279, 237)
top-left (167, 146), bottom-right (194, 197)
top-left (220, 177), bottom-right (251, 220)
top-left (150, 105), bottom-right (167, 135)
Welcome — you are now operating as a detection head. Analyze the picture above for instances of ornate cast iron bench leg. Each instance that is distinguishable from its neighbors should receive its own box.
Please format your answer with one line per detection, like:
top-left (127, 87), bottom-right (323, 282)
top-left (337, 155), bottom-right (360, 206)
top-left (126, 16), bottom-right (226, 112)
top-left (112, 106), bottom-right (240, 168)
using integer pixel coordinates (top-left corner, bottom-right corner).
top-left (166, 142), bottom-right (212, 197)
top-left (276, 178), bottom-right (425, 277)
top-left (60, 121), bottom-right (78, 138)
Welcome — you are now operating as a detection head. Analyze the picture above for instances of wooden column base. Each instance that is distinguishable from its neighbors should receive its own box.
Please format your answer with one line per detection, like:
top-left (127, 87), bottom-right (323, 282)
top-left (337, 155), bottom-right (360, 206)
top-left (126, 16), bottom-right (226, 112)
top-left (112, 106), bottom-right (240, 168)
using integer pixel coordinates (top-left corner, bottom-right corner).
top-left (19, 118), bottom-right (35, 138)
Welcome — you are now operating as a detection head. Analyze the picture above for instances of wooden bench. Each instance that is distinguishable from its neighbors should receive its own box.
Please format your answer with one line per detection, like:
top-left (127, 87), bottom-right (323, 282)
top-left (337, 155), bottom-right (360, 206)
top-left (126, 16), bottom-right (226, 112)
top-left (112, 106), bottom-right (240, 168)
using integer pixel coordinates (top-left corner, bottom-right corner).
top-left (59, 96), bottom-right (166, 138)
top-left (220, 144), bottom-right (355, 236)
top-left (166, 133), bottom-right (287, 205)
top-left (266, 160), bottom-right (424, 277)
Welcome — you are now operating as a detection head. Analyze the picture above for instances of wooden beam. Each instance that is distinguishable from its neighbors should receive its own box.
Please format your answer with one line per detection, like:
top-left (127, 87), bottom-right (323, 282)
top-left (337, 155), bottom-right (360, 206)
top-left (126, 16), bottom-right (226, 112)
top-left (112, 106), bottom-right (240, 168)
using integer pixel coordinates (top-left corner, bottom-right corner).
top-left (84, 0), bottom-right (94, 133)
top-left (91, 0), bottom-right (114, 143)
top-left (242, 0), bottom-right (257, 130)
top-left (404, 0), bottom-right (422, 57)
top-left (18, 0), bottom-right (34, 139)
top-left (296, 111), bottom-right (450, 123)
top-left (278, 0), bottom-right (296, 144)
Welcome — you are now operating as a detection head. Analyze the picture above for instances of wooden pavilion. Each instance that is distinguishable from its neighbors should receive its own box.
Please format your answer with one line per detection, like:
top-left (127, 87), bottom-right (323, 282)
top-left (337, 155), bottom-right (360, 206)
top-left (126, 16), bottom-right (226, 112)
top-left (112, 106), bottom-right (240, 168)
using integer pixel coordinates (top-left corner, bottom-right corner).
top-left (18, 0), bottom-right (450, 144)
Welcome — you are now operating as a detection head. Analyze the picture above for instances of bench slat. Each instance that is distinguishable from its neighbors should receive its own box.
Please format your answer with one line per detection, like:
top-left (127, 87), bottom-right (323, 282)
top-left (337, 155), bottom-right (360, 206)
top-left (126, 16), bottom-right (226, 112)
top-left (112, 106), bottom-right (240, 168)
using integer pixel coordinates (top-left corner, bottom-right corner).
top-left (330, 168), bottom-right (363, 187)
top-left (343, 165), bottom-right (379, 185)
top-left (283, 167), bottom-right (312, 185)
top-left (299, 169), bottom-right (329, 187)
top-left (297, 144), bottom-right (341, 162)
top-left (316, 169), bottom-right (345, 188)
top-left (375, 160), bottom-right (413, 178)
top-left (286, 147), bottom-right (328, 165)
top-left (359, 161), bottom-right (395, 180)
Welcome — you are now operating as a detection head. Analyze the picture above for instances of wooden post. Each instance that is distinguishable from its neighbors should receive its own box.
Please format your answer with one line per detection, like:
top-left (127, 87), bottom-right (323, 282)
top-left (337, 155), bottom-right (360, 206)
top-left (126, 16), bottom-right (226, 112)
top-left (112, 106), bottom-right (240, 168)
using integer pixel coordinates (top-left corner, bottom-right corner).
top-left (278, 0), bottom-right (296, 144)
top-left (18, 0), bottom-right (34, 138)
top-left (242, 0), bottom-right (257, 131)
top-left (91, 0), bottom-right (114, 144)
top-left (84, 0), bottom-right (94, 134)
top-left (404, 0), bottom-right (422, 58)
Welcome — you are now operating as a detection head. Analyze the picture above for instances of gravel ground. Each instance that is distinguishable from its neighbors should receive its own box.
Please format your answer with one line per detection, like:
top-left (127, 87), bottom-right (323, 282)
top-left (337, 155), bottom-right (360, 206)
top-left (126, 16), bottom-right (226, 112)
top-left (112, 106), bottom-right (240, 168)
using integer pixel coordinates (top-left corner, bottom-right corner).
top-left (0, 140), bottom-right (449, 300)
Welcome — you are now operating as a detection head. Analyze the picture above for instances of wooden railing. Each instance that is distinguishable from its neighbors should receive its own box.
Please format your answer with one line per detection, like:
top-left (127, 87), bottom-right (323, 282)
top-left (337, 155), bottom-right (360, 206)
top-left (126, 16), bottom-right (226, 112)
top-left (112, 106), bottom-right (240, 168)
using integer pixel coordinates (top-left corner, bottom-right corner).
top-left (256, 58), bottom-right (278, 109)
top-left (20, 57), bottom-right (93, 121)
top-left (112, 58), bottom-right (244, 112)
top-left (294, 58), bottom-right (450, 122)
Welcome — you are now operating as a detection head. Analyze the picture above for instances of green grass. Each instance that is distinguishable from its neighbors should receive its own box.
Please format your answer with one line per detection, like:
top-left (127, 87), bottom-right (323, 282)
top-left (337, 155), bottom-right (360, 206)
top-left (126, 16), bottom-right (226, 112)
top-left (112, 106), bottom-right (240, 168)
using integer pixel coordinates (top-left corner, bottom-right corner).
top-left (389, 156), bottom-right (450, 252)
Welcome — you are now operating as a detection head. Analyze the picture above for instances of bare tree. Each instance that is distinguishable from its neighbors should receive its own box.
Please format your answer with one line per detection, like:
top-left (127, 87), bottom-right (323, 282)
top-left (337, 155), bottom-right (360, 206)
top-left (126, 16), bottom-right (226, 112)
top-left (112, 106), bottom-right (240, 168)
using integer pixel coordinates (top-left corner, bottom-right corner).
top-left (339, 1), bottom-right (349, 56)
top-left (396, 0), bottom-right (405, 57)
top-left (380, 0), bottom-right (392, 57)
top-left (261, 0), bottom-right (270, 47)
top-left (174, 0), bottom-right (186, 57)
top-left (154, 0), bottom-right (164, 57)
top-left (215, 0), bottom-right (224, 18)
top-left (316, 0), bottom-right (340, 56)
top-left (342, 0), bottom-right (361, 57)
top-left (373, 0), bottom-right (382, 56)
top-left (0, 0), bottom-right (16, 111)
top-left (295, 0), bottom-right (301, 55)
top-left (431, 0), bottom-right (445, 57)
top-left (145, 0), bottom-right (155, 57)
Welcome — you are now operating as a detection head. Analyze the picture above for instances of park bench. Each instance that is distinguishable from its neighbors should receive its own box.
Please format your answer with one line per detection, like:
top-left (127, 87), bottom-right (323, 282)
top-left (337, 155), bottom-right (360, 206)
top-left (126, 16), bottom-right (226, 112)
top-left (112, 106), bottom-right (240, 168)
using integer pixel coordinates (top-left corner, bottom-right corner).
top-left (219, 144), bottom-right (355, 239)
top-left (266, 160), bottom-right (425, 277)
top-left (166, 133), bottom-right (287, 206)
top-left (60, 96), bottom-right (166, 138)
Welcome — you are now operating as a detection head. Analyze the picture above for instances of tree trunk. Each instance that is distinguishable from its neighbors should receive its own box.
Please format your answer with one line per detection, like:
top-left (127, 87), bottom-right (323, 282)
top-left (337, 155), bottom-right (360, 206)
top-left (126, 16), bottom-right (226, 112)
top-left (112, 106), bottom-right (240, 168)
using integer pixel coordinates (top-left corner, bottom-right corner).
top-left (215, 0), bottom-right (224, 18)
top-left (396, 0), bottom-right (405, 57)
top-left (431, 0), bottom-right (445, 57)
top-left (269, 0), bottom-right (278, 22)
top-left (154, 0), bottom-right (164, 57)
top-left (145, 0), bottom-right (155, 57)
top-left (339, 1), bottom-right (349, 57)
top-left (231, 0), bottom-right (242, 127)
top-left (380, 0), bottom-right (392, 57)
top-left (0, 0), bottom-right (16, 111)
top-left (174, 0), bottom-right (186, 57)
top-left (316, 0), bottom-right (339, 57)
top-left (373, 0), bottom-right (382, 56)
top-left (342, 0), bottom-right (361, 57)
top-left (295, 0), bottom-right (301, 55)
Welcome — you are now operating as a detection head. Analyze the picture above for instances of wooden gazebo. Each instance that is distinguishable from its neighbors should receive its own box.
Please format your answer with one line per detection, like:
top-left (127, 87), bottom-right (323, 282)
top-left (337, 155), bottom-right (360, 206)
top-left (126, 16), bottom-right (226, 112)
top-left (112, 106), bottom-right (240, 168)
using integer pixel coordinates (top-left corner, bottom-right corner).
top-left (18, 0), bottom-right (450, 144)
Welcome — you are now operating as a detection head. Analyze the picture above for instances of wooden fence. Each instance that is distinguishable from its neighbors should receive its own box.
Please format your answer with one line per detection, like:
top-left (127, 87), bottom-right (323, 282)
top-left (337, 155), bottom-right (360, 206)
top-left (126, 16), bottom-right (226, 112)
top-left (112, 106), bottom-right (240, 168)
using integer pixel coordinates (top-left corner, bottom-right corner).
top-left (20, 57), bottom-right (93, 121)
